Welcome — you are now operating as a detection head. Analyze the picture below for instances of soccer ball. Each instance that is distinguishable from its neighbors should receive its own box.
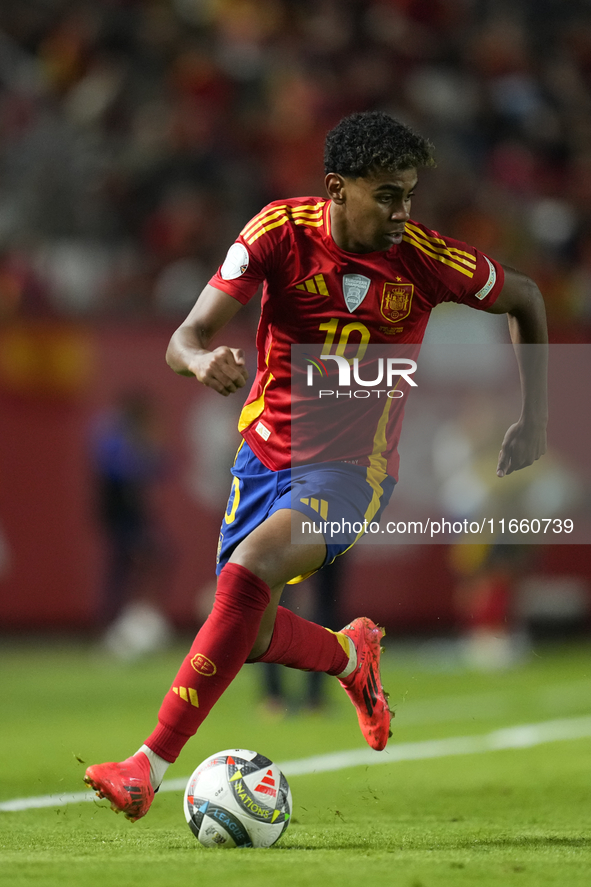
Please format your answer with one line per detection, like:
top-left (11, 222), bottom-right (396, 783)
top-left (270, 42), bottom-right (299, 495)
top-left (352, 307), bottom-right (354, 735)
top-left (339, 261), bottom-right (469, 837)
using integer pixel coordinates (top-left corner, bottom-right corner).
top-left (183, 749), bottom-right (292, 848)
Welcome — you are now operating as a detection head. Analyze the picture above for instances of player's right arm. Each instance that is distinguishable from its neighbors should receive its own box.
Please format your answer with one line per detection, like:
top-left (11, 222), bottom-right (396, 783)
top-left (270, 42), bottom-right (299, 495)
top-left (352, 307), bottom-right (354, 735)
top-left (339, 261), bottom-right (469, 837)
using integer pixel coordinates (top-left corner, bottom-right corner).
top-left (166, 284), bottom-right (249, 397)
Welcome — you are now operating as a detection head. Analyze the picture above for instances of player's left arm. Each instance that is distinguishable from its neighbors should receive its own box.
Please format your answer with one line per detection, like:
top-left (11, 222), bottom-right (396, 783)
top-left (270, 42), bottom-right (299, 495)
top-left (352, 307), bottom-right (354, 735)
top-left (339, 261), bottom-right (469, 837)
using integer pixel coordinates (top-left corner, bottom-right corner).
top-left (484, 264), bottom-right (548, 476)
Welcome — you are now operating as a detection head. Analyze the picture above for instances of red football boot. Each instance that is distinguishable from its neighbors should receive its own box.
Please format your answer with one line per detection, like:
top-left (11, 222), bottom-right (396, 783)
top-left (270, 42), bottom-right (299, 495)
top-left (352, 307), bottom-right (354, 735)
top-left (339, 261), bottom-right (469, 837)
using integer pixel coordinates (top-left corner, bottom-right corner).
top-left (338, 617), bottom-right (393, 751)
top-left (84, 752), bottom-right (154, 822)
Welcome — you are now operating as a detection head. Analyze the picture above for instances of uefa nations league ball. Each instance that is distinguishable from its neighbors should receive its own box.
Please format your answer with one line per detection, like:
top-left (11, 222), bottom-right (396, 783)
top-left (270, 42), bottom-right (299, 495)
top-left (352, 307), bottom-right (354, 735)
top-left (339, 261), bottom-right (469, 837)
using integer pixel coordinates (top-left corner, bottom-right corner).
top-left (183, 749), bottom-right (292, 848)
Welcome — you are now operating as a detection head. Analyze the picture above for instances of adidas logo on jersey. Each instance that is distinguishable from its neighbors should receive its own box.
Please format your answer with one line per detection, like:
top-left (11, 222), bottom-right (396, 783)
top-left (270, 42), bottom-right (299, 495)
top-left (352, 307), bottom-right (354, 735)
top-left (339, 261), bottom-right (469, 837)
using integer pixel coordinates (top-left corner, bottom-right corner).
top-left (295, 274), bottom-right (329, 296)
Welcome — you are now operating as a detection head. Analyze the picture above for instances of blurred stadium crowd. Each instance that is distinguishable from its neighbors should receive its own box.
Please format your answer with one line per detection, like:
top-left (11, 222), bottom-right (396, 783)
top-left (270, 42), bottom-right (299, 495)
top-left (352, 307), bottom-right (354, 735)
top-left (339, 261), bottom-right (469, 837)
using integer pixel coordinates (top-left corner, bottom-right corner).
top-left (0, 0), bottom-right (590, 338)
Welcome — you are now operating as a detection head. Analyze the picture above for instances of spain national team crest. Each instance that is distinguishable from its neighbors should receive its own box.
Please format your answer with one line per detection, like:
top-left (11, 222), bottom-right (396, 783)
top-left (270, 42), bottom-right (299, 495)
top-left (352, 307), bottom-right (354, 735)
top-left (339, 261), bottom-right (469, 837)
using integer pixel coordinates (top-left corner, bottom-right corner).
top-left (342, 274), bottom-right (371, 312)
top-left (380, 282), bottom-right (414, 323)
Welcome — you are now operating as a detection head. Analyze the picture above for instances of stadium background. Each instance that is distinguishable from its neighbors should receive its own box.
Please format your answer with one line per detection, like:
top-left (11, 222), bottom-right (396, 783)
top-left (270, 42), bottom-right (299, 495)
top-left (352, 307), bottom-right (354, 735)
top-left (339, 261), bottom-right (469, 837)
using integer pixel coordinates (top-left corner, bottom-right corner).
top-left (0, 0), bottom-right (589, 638)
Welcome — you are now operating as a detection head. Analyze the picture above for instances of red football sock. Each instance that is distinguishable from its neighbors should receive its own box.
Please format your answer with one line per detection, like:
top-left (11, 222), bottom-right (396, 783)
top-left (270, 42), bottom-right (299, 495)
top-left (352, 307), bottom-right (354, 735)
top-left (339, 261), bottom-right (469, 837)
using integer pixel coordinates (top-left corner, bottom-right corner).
top-left (254, 605), bottom-right (349, 675)
top-left (144, 563), bottom-right (270, 763)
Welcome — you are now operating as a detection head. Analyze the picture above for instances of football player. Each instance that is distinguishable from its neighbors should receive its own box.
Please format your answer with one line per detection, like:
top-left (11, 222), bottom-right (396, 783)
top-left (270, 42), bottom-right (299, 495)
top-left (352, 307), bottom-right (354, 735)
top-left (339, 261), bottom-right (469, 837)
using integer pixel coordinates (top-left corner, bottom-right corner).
top-left (85, 112), bottom-right (547, 820)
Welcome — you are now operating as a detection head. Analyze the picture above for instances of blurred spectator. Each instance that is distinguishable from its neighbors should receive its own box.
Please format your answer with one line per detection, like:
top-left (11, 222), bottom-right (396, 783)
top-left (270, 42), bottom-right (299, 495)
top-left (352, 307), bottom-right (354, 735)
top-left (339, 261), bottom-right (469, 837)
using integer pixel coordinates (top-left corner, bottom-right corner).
top-left (433, 389), bottom-right (582, 669)
top-left (0, 0), bottom-right (589, 338)
top-left (450, 542), bottom-right (534, 671)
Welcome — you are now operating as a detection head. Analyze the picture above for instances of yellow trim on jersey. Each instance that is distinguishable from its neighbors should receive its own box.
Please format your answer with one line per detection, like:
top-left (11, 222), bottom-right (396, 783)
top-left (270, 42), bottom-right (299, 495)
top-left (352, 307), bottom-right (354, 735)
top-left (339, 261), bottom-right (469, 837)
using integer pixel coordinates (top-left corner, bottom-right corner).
top-left (238, 372), bottom-right (274, 432)
top-left (294, 218), bottom-right (324, 228)
top-left (241, 206), bottom-right (288, 239)
top-left (245, 216), bottom-right (290, 245)
top-left (241, 202), bottom-right (325, 245)
top-left (446, 245), bottom-right (476, 261)
top-left (288, 383), bottom-right (397, 586)
top-left (289, 201), bottom-right (325, 211)
top-left (346, 395), bottom-right (393, 553)
top-left (242, 202), bottom-right (323, 232)
top-left (405, 222), bottom-right (476, 270)
top-left (405, 222), bottom-right (474, 258)
top-left (403, 230), bottom-right (475, 278)
top-left (405, 224), bottom-right (476, 265)
top-left (291, 203), bottom-right (324, 217)
top-left (237, 345), bottom-right (274, 433)
top-left (338, 375), bottom-right (403, 562)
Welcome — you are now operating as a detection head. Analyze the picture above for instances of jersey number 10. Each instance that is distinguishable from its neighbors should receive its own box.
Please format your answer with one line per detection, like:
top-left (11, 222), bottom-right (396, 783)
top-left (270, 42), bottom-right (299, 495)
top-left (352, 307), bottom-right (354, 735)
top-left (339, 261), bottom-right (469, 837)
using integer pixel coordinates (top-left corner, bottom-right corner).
top-left (319, 318), bottom-right (371, 361)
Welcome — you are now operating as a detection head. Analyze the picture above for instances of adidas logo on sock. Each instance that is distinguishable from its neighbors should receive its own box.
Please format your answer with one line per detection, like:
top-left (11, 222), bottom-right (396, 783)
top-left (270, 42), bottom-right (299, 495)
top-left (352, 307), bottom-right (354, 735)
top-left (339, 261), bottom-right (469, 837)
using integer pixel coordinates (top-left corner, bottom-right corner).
top-left (173, 686), bottom-right (199, 707)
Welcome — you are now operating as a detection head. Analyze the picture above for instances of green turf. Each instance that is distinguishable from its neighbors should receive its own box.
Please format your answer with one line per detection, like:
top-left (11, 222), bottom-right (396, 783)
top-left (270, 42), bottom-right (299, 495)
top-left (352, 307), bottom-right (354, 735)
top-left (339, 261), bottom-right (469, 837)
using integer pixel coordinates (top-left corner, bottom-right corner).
top-left (1, 639), bottom-right (590, 886)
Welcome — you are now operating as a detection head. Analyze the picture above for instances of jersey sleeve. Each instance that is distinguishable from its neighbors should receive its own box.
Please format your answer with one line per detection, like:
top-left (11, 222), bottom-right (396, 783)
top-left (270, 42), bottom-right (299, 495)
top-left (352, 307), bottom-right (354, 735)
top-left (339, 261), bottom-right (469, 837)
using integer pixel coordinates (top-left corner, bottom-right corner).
top-left (404, 222), bottom-right (505, 310)
top-left (439, 239), bottom-right (505, 310)
top-left (208, 202), bottom-right (289, 305)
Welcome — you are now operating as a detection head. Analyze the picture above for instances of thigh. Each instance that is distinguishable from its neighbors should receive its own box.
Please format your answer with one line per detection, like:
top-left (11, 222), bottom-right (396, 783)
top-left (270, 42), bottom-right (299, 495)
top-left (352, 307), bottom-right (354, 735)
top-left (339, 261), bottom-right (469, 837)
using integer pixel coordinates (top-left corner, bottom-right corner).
top-left (228, 508), bottom-right (326, 591)
top-left (216, 443), bottom-right (395, 584)
top-left (270, 461), bottom-right (396, 582)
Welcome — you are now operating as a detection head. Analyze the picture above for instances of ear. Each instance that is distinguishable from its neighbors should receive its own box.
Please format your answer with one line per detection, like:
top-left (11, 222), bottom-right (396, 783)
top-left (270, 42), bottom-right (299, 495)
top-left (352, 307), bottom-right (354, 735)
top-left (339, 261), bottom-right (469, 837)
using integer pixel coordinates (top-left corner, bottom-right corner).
top-left (325, 173), bottom-right (347, 204)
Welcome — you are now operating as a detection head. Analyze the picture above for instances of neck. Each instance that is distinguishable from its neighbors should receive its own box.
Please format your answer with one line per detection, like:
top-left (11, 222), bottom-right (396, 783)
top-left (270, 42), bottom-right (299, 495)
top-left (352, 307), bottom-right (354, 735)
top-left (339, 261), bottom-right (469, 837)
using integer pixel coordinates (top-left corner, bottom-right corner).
top-left (329, 202), bottom-right (365, 253)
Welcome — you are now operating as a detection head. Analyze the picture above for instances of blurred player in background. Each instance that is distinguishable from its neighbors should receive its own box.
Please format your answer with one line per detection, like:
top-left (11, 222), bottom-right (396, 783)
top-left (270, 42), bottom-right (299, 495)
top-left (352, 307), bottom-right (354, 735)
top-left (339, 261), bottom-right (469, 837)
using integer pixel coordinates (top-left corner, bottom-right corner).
top-left (91, 391), bottom-right (173, 659)
top-left (85, 111), bottom-right (548, 821)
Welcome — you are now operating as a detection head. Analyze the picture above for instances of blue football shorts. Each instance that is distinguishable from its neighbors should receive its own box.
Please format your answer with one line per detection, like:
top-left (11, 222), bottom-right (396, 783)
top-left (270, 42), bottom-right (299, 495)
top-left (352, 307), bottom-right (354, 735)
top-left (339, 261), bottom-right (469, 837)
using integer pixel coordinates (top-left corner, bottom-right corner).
top-left (216, 440), bottom-right (396, 583)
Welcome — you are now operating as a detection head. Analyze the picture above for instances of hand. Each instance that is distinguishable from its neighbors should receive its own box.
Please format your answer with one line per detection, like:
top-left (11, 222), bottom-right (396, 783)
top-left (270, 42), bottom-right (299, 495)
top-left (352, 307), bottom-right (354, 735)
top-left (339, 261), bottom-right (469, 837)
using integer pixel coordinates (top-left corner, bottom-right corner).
top-left (497, 418), bottom-right (547, 477)
top-left (189, 346), bottom-right (248, 396)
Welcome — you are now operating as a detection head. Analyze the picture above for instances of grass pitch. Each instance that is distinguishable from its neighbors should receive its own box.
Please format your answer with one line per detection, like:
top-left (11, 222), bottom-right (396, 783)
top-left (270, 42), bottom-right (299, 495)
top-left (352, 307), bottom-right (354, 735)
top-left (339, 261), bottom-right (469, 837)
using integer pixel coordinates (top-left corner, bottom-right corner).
top-left (1, 637), bottom-right (590, 887)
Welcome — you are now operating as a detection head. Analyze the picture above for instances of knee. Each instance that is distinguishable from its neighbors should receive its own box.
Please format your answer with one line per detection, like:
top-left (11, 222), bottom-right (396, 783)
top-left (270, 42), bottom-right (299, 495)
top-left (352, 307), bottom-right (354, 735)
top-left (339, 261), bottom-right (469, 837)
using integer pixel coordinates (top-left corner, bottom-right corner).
top-left (228, 543), bottom-right (279, 589)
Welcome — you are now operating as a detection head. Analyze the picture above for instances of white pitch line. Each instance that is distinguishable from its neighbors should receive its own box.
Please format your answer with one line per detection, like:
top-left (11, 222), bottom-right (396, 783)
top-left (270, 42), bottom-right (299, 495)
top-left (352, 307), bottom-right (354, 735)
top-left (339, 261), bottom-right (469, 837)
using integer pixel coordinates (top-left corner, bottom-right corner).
top-left (2, 714), bottom-right (591, 814)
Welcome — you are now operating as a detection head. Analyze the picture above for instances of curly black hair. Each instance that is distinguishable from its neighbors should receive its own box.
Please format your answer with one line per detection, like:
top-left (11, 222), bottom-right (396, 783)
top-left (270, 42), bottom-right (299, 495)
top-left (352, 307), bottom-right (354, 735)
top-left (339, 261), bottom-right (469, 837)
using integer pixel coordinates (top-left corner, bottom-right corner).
top-left (324, 111), bottom-right (434, 177)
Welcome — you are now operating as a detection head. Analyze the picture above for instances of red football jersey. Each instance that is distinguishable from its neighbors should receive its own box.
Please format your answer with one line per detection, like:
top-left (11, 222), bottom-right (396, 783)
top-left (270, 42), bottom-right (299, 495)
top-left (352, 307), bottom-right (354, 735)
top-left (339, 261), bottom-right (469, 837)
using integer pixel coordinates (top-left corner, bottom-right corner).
top-left (209, 197), bottom-right (504, 479)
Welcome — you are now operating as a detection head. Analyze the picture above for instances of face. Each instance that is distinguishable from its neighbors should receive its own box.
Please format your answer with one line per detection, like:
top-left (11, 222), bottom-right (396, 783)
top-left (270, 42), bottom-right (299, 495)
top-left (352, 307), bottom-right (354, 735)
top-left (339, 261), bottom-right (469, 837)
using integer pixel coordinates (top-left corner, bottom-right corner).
top-left (326, 167), bottom-right (418, 253)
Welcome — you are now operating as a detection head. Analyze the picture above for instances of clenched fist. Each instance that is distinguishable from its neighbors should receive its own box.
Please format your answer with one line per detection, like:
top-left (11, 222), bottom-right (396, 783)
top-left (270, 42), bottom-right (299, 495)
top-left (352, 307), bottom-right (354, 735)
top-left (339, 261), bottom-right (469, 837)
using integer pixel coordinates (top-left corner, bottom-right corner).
top-left (188, 346), bottom-right (248, 396)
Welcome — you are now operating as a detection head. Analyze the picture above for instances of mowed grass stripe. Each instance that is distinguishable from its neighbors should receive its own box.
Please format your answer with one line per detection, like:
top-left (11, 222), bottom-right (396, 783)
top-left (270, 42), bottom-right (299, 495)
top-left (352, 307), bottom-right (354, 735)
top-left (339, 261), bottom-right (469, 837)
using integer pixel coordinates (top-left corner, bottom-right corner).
top-left (2, 714), bottom-right (591, 814)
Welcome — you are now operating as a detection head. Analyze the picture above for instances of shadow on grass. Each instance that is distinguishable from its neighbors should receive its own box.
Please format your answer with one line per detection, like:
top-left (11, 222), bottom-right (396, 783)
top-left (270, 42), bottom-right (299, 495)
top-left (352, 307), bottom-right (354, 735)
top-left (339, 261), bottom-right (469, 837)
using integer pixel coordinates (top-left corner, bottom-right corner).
top-left (456, 835), bottom-right (591, 850)
top-left (280, 834), bottom-right (591, 852)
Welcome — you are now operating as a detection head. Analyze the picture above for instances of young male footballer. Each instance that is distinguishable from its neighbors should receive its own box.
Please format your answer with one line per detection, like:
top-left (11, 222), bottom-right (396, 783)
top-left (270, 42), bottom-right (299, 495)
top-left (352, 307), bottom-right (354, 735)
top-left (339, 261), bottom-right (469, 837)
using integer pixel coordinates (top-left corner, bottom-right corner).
top-left (85, 111), bottom-right (548, 820)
